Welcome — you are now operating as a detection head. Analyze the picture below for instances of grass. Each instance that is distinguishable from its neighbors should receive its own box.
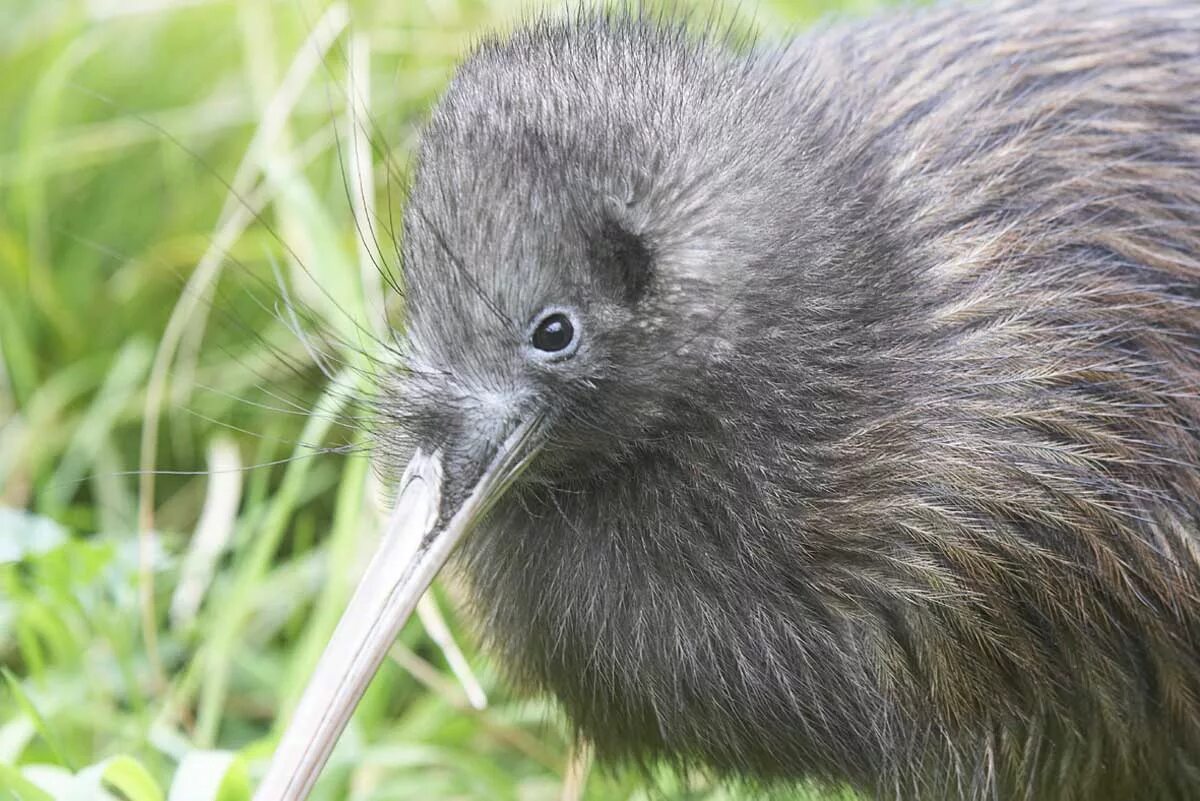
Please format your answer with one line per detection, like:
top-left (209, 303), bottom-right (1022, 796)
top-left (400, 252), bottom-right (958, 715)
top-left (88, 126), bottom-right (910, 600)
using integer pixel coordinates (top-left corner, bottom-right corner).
top-left (1, 0), bottom-right (892, 798)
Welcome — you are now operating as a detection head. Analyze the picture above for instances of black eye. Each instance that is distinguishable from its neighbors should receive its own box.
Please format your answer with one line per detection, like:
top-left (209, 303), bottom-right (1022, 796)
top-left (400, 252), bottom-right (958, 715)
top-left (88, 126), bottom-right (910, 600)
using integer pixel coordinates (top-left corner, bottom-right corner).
top-left (531, 312), bottom-right (575, 353)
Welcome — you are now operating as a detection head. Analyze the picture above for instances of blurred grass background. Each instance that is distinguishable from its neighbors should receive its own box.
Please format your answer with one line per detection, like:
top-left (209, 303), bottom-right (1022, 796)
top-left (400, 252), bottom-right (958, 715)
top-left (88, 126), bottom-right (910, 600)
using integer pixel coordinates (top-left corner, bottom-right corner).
top-left (1, 0), bottom-right (894, 798)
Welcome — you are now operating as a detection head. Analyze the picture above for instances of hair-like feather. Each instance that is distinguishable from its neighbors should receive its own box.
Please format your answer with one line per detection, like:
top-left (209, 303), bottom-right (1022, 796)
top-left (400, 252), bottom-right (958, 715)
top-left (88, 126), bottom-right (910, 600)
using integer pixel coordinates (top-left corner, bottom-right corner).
top-left (378, 2), bottom-right (1200, 798)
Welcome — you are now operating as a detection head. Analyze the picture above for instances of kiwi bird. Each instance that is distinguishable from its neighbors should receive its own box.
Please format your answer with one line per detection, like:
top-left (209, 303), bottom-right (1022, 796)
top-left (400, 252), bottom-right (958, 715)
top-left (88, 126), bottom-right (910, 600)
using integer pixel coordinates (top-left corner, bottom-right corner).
top-left (253, 1), bottom-right (1200, 799)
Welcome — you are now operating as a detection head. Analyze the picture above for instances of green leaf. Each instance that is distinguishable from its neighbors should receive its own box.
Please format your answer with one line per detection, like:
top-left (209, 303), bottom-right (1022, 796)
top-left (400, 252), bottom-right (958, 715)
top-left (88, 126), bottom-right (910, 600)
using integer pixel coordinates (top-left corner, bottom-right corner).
top-left (42, 339), bottom-right (153, 513)
top-left (0, 508), bottom-right (66, 565)
top-left (99, 756), bottom-right (163, 801)
top-left (167, 751), bottom-right (250, 801)
top-left (0, 763), bottom-right (55, 801)
top-left (0, 669), bottom-right (70, 770)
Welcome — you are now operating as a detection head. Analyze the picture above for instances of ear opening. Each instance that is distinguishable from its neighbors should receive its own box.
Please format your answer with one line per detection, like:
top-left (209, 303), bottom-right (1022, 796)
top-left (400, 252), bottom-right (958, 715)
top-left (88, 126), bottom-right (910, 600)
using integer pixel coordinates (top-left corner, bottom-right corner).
top-left (589, 207), bottom-right (654, 303)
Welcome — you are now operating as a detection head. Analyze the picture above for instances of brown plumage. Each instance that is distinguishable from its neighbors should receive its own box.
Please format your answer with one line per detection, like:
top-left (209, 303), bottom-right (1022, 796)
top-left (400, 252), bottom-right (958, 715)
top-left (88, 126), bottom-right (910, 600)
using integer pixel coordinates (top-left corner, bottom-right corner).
top-left (806, 5), bottom-right (1200, 795)
top-left (364, 0), bottom-right (1200, 798)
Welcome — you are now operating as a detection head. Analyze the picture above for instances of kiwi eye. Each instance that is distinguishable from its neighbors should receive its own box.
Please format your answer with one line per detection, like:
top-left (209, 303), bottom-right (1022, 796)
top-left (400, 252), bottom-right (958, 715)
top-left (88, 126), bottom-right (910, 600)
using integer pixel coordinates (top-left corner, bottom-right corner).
top-left (531, 312), bottom-right (576, 354)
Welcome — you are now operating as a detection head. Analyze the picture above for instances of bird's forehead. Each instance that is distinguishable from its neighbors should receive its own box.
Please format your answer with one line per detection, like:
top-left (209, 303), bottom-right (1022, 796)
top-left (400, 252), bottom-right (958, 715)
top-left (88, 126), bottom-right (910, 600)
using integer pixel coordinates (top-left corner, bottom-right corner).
top-left (402, 132), bottom-right (633, 335)
top-left (405, 190), bottom-right (585, 313)
top-left (398, 185), bottom-right (592, 383)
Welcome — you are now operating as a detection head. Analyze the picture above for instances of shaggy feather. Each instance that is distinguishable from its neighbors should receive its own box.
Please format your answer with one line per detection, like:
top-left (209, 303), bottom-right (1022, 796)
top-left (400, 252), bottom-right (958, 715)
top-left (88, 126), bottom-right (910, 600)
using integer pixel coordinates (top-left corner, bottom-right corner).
top-left (376, 2), bottom-right (1200, 798)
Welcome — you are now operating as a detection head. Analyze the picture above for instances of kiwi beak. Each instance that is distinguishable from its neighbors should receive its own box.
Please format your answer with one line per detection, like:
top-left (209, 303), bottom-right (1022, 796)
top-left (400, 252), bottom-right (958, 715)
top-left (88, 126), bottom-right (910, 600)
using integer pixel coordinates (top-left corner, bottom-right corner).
top-left (251, 418), bottom-right (543, 801)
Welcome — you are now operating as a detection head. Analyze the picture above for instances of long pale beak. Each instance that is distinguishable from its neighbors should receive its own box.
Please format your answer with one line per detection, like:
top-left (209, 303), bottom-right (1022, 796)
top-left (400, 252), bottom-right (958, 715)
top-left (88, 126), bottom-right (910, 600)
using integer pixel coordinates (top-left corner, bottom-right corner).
top-left (252, 418), bottom-right (542, 801)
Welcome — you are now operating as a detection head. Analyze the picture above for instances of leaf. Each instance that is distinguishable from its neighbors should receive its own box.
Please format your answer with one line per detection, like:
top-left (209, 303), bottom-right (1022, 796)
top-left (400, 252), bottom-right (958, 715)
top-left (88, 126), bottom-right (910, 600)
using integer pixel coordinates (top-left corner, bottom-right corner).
top-left (99, 756), bottom-right (163, 801)
top-left (0, 509), bottom-right (66, 565)
top-left (167, 751), bottom-right (250, 801)
top-left (0, 717), bottom-right (35, 764)
top-left (0, 763), bottom-right (55, 801)
top-left (42, 339), bottom-right (153, 512)
top-left (0, 669), bottom-right (70, 770)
